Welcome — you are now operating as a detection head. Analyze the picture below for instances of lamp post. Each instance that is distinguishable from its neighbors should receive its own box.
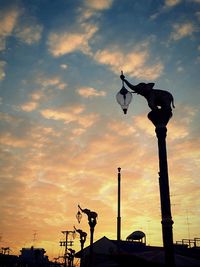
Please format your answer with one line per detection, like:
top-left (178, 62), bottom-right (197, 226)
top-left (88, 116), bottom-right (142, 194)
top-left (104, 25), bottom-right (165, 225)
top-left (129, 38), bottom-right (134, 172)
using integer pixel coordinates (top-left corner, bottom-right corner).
top-left (117, 167), bottom-right (121, 242)
top-left (148, 110), bottom-right (175, 267)
top-left (74, 226), bottom-right (87, 267)
top-left (116, 73), bottom-right (175, 267)
top-left (77, 205), bottom-right (98, 267)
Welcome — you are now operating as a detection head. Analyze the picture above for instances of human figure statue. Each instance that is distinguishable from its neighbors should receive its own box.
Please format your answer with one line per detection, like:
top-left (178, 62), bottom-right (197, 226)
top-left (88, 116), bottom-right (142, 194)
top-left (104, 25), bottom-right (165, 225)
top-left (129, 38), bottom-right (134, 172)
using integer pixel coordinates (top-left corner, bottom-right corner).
top-left (120, 73), bottom-right (175, 113)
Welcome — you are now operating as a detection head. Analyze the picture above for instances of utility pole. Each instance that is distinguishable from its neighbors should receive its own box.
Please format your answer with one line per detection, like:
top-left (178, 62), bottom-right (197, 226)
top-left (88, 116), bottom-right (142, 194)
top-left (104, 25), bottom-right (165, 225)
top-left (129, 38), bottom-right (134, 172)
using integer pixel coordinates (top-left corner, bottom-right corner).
top-left (60, 230), bottom-right (75, 267)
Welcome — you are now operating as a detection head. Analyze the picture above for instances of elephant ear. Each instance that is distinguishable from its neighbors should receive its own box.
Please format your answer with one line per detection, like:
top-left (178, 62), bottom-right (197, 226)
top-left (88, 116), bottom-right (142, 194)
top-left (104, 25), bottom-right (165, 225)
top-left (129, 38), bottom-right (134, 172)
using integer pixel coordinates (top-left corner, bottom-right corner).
top-left (147, 83), bottom-right (155, 89)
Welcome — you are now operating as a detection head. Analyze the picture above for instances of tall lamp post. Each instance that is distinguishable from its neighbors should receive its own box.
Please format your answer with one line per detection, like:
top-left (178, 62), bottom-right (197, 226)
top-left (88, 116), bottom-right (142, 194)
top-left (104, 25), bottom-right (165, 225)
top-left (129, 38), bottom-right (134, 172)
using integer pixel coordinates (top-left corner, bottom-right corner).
top-left (117, 167), bottom-right (121, 242)
top-left (116, 72), bottom-right (175, 267)
top-left (74, 226), bottom-right (87, 267)
top-left (77, 205), bottom-right (98, 266)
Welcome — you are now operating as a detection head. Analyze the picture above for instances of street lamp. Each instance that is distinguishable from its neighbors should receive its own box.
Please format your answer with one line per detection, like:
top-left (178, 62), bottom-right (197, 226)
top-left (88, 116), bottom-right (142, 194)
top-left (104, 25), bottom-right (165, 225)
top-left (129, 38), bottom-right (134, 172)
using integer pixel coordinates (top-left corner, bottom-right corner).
top-left (76, 206), bottom-right (82, 224)
top-left (116, 72), bottom-right (175, 267)
top-left (77, 205), bottom-right (98, 267)
top-left (116, 71), bottom-right (132, 114)
top-left (74, 226), bottom-right (87, 267)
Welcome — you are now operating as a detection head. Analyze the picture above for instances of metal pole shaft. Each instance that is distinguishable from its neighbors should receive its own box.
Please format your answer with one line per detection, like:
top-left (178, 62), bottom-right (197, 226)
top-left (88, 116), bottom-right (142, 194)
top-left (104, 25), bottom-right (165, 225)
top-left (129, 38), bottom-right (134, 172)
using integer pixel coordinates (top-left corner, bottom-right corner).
top-left (117, 167), bottom-right (121, 241)
top-left (156, 126), bottom-right (175, 267)
top-left (89, 227), bottom-right (94, 267)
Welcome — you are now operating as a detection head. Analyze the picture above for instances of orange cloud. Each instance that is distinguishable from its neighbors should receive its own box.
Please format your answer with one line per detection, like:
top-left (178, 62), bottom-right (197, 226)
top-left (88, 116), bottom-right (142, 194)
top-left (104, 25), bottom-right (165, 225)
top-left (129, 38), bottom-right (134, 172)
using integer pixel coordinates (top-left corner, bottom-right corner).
top-left (77, 87), bottom-right (106, 98)
top-left (20, 101), bottom-right (38, 112)
top-left (0, 7), bottom-right (20, 50)
top-left (47, 24), bottom-right (98, 57)
top-left (14, 23), bottom-right (43, 44)
top-left (0, 103), bottom-right (199, 259)
top-left (94, 48), bottom-right (164, 80)
top-left (171, 22), bottom-right (198, 41)
top-left (85, 0), bottom-right (113, 10)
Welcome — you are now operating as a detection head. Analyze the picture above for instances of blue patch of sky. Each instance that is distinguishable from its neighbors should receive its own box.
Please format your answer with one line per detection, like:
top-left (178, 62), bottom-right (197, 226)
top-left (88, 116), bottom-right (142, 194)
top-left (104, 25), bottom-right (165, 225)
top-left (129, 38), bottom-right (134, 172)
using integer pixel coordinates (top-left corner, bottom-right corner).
top-left (22, 0), bottom-right (82, 32)
top-left (94, 0), bottom-right (199, 52)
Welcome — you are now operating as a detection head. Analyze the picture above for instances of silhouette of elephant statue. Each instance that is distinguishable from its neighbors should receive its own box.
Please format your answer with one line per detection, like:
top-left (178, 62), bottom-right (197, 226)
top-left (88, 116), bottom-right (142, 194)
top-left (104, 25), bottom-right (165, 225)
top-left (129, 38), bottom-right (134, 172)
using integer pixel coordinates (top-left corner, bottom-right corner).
top-left (120, 74), bottom-right (175, 112)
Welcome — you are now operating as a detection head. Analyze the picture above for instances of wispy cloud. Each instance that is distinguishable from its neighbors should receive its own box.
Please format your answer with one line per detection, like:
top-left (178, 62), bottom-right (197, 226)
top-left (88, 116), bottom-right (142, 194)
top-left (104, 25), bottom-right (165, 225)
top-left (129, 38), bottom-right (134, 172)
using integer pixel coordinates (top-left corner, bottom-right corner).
top-left (14, 22), bottom-right (43, 45)
top-left (94, 48), bottom-right (164, 80)
top-left (40, 105), bottom-right (99, 129)
top-left (77, 87), bottom-right (106, 98)
top-left (0, 61), bottom-right (6, 80)
top-left (47, 23), bottom-right (98, 57)
top-left (0, 6), bottom-right (43, 49)
top-left (165, 0), bottom-right (182, 7)
top-left (20, 101), bottom-right (38, 112)
top-left (0, 6), bottom-right (20, 51)
top-left (150, 0), bottom-right (182, 20)
top-left (170, 22), bottom-right (198, 41)
top-left (84, 0), bottom-right (114, 10)
top-left (77, 0), bottom-right (114, 21)
top-left (36, 74), bottom-right (67, 90)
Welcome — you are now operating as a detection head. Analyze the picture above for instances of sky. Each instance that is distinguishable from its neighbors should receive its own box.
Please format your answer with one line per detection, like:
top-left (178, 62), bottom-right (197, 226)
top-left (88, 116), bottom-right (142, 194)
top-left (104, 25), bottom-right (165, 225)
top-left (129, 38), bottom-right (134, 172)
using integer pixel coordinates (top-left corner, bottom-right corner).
top-left (0, 0), bottom-right (200, 262)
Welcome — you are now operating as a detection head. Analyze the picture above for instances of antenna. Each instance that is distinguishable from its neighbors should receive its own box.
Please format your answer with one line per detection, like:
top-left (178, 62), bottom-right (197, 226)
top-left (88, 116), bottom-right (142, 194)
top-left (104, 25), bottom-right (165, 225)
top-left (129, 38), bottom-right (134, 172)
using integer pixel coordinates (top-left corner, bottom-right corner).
top-left (186, 210), bottom-right (191, 239)
top-left (32, 230), bottom-right (38, 246)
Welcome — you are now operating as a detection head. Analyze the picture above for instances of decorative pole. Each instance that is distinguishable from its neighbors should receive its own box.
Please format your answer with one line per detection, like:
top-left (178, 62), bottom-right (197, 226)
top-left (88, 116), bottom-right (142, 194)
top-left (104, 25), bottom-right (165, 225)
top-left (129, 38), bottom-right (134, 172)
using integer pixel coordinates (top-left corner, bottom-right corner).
top-left (74, 226), bottom-right (87, 267)
top-left (116, 72), bottom-right (176, 267)
top-left (148, 109), bottom-right (175, 267)
top-left (78, 205), bottom-right (98, 267)
top-left (117, 167), bottom-right (121, 242)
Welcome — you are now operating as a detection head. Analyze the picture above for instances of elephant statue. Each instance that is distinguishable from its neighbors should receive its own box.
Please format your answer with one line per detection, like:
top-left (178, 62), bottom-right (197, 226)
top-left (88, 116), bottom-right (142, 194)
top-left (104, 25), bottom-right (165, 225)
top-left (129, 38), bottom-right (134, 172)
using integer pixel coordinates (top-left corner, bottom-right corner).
top-left (120, 74), bottom-right (175, 112)
top-left (78, 205), bottom-right (98, 225)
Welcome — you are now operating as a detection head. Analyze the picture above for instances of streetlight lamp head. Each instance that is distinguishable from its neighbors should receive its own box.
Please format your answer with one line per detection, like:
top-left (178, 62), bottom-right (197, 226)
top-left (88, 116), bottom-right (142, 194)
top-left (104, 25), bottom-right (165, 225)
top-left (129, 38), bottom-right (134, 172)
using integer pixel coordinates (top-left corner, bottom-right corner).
top-left (116, 86), bottom-right (132, 114)
top-left (76, 210), bottom-right (82, 224)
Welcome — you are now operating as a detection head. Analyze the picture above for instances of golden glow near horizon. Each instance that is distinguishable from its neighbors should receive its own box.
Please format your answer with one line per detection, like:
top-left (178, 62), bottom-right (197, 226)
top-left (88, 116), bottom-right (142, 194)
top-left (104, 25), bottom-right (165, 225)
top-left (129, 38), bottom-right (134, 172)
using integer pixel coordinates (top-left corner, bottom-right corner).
top-left (0, 0), bottom-right (200, 261)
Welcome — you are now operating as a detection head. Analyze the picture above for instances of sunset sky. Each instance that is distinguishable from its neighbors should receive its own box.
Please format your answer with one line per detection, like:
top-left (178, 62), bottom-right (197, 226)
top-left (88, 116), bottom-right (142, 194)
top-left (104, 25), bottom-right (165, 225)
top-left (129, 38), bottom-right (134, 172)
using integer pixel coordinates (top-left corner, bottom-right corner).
top-left (0, 0), bottom-right (200, 262)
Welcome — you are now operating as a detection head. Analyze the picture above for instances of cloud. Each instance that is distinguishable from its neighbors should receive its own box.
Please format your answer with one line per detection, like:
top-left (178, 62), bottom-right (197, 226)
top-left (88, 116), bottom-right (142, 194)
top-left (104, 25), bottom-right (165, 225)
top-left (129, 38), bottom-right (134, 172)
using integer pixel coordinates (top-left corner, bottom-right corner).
top-left (0, 61), bottom-right (6, 80)
top-left (47, 23), bottom-right (98, 57)
top-left (165, 0), bottom-right (182, 7)
top-left (36, 74), bottom-right (67, 90)
top-left (77, 0), bottom-right (113, 21)
top-left (1, 104), bottom-right (199, 255)
top-left (31, 91), bottom-right (44, 101)
top-left (0, 7), bottom-right (20, 51)
top-left (60, 64), bottom-right (68, 69)
top-left (94, 48), bottom-right (164, 80)
top-left (170, 22), bottom-right (198, 41)
top-left (85, 0), bottom-right (113, 10)
top-left (40, 108), bottom-right (82, 124)
top-left (77, 87), bottom-right (106, 98)
top-left (0, 132), bottom-right (29, 148)
top-left (40, 105), bottom-right (99, 128)
top-left (0, 6), bottom-right (43, 49)
top-left (14, 22), bottom-right (43, 44)
top-left (20, 101), bottom-right (38, 112)
top-left (150, 0), bottom-right (182, 19)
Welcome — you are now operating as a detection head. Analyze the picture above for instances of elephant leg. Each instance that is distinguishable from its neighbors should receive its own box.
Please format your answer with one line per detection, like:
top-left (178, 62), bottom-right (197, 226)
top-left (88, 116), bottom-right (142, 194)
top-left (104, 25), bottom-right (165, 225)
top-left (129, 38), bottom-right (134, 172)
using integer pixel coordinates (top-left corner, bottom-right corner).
top-left (161, 100), bottom-right (172, 112)
top-left (147, 96), bottom-right (158, 110)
